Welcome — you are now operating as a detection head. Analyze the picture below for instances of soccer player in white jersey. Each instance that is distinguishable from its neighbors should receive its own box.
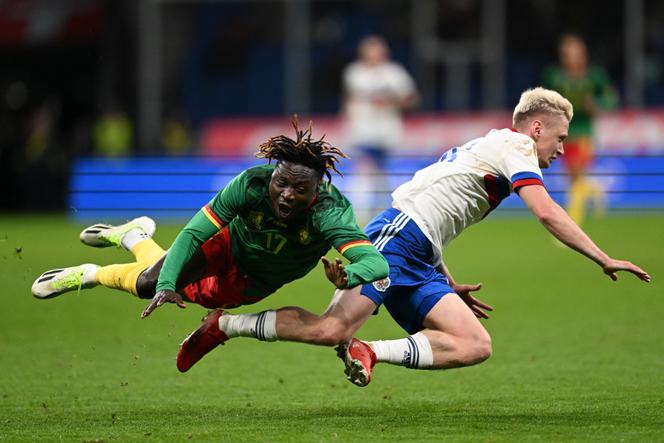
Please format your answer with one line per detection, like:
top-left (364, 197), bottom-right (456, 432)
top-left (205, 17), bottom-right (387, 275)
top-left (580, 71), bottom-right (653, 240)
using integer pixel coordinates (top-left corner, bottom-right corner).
top-left (176, 87), bottom-right (650, 386)
top-left (342, 35), bottom-right (419, 221)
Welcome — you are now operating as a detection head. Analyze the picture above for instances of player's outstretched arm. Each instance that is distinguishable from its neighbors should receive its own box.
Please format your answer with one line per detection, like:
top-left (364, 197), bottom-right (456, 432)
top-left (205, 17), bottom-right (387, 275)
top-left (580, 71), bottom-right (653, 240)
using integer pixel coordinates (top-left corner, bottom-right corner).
top-left (518, 185), bottom-right (651, 282)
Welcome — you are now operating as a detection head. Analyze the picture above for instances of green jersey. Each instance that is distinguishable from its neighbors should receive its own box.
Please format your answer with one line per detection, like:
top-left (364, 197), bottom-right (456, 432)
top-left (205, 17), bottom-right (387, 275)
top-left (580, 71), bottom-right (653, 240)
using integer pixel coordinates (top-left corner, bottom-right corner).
top-left (542, 66), bottom-right (618, 139)
top-left (156, 164), bottom-right (388, 298)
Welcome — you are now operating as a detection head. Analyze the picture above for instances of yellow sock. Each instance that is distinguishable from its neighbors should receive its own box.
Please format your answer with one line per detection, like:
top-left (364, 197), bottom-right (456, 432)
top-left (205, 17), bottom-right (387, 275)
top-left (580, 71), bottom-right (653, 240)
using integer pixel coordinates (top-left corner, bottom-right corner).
top-left (95, 263), bottom-right (149, 296)
top-left (131, 238), bottom-right (166, 265)
top-left (567, 179), bottom-right (589, 225)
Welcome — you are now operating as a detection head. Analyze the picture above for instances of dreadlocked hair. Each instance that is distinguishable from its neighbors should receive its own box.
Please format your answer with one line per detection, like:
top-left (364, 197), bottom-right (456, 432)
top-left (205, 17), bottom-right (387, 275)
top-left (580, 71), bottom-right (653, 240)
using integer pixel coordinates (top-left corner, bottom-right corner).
top-left (256, 116), bottom-right (348, 183)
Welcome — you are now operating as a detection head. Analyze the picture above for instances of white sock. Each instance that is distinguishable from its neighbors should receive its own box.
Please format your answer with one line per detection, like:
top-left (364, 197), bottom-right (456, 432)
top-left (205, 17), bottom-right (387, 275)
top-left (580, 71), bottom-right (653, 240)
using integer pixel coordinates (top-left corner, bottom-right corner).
top-left (218, 310), bottom-right (278, 342)
top-left (120, 229), bottom-right (151, 251)
top-left (82, 265), bottom-right (100, 287)
top-left (368, 332), bottom-right (434, 369)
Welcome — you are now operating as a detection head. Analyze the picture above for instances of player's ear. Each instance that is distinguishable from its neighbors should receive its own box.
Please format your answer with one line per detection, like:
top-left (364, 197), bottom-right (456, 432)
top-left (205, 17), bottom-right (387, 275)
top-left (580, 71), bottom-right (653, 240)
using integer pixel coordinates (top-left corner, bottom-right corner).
top-left (531, 119), bottom-right (543, 140)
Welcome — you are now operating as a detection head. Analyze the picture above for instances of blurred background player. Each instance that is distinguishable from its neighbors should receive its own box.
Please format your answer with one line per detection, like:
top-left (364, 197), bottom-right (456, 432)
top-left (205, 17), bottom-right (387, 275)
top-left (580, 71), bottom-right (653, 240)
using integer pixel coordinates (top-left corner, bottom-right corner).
top-left (92, 104), bottom-right (133, 158)
top-left (342, 35), bottom-right (419, 222)
top-left (542, 33), bottom-right (619, 225)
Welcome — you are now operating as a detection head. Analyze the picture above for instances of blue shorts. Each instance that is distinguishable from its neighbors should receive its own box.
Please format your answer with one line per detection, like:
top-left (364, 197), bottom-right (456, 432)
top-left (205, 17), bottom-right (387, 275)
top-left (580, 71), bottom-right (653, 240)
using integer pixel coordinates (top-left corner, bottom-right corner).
top-left (360, 208), bottom-right (455, 334)
top-left (355, 144), bottom-right (388, 168)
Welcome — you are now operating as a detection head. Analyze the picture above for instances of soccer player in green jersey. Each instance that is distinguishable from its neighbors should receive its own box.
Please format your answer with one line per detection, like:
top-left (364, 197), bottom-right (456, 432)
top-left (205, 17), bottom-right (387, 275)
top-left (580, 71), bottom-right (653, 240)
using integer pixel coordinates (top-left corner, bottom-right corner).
top-left (32, 120), bottom-right (389, 343)
top-left (542, 33), bottom-right (618, 225)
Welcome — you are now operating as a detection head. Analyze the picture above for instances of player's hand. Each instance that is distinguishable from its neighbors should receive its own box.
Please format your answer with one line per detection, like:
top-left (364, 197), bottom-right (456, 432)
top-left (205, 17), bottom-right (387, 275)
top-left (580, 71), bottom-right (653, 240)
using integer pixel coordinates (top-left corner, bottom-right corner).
top-left (602, 259), bottom-right (651, 282)
top-left (141, 289), bottom-right (187, 318)
top-left (453, 282), bottom-right (494, 319)
top-left (321, 256), bottom-right (348, 289)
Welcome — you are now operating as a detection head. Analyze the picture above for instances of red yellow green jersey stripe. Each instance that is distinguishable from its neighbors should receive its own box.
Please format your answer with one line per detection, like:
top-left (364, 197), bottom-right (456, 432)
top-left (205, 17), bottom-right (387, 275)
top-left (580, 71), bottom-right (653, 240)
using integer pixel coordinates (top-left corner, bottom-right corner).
top-left (202, 205), bottom-right (224, 230)
top-left (338, 240), bottom-right (373, 254)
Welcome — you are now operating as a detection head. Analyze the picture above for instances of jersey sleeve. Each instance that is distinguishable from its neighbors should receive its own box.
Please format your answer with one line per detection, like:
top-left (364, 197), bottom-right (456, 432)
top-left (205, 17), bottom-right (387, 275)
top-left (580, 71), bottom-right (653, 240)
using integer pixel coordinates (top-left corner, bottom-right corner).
top-left (500, 135), bottom-right (545, 193)
top-left (206, 171), bottom-right (251, 226)
top-left (391, 64), bottom-right (417, 98)
top-left (315, 202), bottom-right (388, 288)
top-left (339, 244), bottom-right (389, 288)
top-left (155, 210), bottom-right (220, 292)
top-left (155, 171), bottom-right (250, 292)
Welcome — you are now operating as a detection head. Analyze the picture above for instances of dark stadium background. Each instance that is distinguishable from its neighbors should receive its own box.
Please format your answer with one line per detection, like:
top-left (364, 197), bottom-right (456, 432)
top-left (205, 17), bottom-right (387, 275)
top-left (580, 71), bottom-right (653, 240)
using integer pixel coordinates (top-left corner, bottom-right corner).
top-left (1, 0), bottom-right (663, 216)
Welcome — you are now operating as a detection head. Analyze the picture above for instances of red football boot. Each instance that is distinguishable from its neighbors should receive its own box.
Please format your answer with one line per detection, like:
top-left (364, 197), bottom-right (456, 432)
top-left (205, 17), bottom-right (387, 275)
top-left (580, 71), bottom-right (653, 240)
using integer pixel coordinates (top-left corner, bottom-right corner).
top-left (336, 338), bottom-right (377, 387)
top-left (177, 309), bottom-right (229, 372)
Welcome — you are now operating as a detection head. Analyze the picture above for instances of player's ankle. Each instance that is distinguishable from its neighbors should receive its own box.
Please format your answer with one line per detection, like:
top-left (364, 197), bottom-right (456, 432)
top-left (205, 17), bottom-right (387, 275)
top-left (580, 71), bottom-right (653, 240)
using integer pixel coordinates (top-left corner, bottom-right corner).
top-left (219, 310), bottom-right (278, 341)
top-left (83, 265), bottom-right (100, 286)
top-left (369, 333), bottom-right (433, 368)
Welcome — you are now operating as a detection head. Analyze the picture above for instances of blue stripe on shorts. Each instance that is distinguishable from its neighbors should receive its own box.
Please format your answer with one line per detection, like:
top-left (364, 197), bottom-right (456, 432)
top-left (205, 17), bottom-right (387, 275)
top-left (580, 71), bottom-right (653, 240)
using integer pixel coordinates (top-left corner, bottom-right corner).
top-left (360, 208), bottom-right (455, 334)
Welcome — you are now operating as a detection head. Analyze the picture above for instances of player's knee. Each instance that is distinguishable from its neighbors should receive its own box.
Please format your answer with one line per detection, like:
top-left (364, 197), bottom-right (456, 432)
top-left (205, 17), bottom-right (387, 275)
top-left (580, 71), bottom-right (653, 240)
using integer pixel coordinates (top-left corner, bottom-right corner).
top-left (312, 318), bottom-right (352, 346)
top-left (135, 270), bottom-right (157, 299)
top-left (465, 334), bottom-right (492, 365)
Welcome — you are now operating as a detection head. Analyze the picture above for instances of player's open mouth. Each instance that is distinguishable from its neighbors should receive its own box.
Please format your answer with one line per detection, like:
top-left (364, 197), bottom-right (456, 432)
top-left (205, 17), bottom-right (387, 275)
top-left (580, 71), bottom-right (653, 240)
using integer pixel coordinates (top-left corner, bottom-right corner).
top-left (277, 202), bottom-right (292, 218)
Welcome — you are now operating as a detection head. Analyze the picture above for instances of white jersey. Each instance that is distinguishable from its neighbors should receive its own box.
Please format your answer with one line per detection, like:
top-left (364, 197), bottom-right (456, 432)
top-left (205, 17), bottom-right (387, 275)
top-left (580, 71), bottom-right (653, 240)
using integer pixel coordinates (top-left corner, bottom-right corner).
top-left (343, 61), bottom-right (416, 150)
top-left (392, 128), bottom-right (544, 264)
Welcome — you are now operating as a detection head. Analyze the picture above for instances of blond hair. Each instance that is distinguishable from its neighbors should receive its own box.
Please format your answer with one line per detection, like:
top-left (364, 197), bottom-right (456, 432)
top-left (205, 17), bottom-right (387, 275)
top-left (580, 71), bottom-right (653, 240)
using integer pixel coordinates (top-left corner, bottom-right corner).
top-left (512, 87), bottom-right (573, 127)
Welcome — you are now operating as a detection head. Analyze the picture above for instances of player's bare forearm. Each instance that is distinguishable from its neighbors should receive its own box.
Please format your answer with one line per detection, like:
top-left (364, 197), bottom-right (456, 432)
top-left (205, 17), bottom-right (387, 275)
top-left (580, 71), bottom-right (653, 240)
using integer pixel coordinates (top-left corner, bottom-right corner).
top-left (544, 204), bottom-right (607, 263)
top-left (402, 92), bottom-right (420, 110)
top-left (542, 212), bottom-right (650, 282)
top-left (519, 185), bottom-right (651, 282)
top-left (520, 186), bottom-right (606, 262)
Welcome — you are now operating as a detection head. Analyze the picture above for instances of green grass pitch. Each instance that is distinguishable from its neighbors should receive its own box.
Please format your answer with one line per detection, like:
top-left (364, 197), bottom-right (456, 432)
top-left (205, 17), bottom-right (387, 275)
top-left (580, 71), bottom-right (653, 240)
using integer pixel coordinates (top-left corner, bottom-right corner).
top-left (1, 214), bottom-right (662, 442)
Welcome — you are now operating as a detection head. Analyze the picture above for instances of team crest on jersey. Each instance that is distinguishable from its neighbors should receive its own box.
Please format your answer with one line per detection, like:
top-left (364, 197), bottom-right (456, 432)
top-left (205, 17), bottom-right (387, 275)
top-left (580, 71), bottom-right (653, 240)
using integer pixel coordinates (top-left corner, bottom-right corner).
top-left (297, 227), bottom-right (311, 245)
top-left (372, 277), bottom-right (391, 292)
top-left (248, 211), bottom-right (264, 229)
